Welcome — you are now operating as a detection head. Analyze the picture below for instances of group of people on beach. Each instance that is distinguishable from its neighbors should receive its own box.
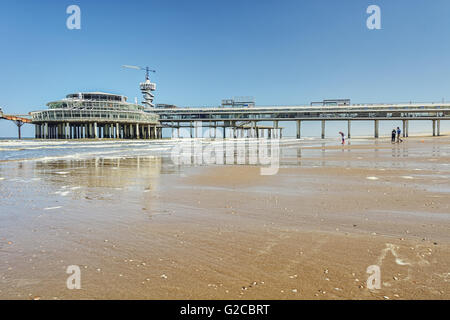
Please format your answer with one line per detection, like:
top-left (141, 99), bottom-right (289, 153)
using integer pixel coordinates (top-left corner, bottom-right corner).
top-left (338, 126), bottom-right (404, 145)
top-left (391, 127), bottom-right (403, 143)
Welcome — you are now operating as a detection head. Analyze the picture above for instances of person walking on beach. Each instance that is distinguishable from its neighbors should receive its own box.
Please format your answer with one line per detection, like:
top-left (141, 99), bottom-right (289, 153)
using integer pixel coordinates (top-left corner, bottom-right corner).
top-left (339, 131), bottom-right (345, 145)
top-left (396, 127), bottom-right (403, 143)
top-left (391, 129), bottom-right (396, 143)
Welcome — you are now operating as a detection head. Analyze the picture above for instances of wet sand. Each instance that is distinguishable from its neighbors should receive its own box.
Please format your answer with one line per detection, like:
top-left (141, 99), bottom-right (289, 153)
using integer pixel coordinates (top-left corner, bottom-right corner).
top-left (0, 136), bottom-right (449, 299)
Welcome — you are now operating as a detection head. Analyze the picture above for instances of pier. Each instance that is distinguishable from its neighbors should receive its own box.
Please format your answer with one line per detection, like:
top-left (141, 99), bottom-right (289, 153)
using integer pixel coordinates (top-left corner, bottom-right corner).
top-left (0, 111), bottom-right (32, 139)
top-left (153, 102), bottom-right (450, 138)
top-left (2, 100), bottom-right (449, 140)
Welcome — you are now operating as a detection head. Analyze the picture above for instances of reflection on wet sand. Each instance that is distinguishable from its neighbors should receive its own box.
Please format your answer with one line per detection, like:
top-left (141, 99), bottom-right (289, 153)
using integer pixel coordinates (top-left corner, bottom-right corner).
top-left (33, 157), bottom-right (163, 189)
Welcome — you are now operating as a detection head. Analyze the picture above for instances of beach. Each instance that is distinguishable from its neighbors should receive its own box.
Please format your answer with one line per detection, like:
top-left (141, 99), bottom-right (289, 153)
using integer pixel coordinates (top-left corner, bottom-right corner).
top-left (0, 136), bottom-right (449, 299)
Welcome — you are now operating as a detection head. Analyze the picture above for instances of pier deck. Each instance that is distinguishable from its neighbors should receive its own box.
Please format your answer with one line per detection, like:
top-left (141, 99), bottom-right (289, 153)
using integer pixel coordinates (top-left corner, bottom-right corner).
top-left (153, 102), bottom-right (450, 138)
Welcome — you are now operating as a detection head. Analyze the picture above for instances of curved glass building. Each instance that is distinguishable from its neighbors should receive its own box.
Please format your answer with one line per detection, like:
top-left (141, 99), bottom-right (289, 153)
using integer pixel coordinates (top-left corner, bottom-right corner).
top-left (31, 92), bottom-right (161, 139)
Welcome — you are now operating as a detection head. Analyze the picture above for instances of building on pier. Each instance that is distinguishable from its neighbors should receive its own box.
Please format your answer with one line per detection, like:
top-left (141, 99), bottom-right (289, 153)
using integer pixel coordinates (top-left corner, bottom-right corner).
top-left (31, 92), bottom-right (161, 139)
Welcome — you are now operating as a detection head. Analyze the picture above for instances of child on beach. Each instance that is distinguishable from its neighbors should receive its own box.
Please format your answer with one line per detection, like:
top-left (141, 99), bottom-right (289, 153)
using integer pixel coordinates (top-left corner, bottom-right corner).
top-left (339, 131), bottom-right (345, 145)
top-left (396, 127), bottom-right (403, 143)
top-left (391, 129), bottom-right (396, 143)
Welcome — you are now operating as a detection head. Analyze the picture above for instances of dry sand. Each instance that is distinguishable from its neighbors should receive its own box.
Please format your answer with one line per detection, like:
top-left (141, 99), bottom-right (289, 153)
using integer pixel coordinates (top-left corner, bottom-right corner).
top-left (0, 136), bottom-right (449, 299)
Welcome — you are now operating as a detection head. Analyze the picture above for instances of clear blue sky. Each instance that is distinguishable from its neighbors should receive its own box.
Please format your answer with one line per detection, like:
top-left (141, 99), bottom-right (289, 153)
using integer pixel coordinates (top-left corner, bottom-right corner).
top-left (1, 0), bottom-right (450, 137)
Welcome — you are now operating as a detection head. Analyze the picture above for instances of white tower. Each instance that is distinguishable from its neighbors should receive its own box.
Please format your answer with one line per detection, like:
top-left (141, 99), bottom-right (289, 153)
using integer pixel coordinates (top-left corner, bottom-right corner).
top-left (122, 65), bottom-right (156, 108)
top-left (140, 77), bottom-right (156, 108)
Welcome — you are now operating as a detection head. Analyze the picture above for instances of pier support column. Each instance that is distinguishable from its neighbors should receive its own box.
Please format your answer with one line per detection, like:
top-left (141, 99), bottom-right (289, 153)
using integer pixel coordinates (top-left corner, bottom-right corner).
top-left (405, 120), bottom-right (409, 137)
top-left (44, 123), bottom-right (48, 139)
top-left (136, 124), bottom-right (140, 139)
top-left (231, 121), bottom-right (235, 139)
top-left (296, 120), bottom-right (301, 139)
top-left (432, 120), bottom-right (436, 136)
top-left (66, 123), bottom-right (70, 139)
top-left (374, 120), bottom-right (379, 138)
top-left (94, 122), bottom-right (98, 139)
top-left (274, 120), bottom-right (279, 138)
top-left (402, 120), bottom-right (406, 137)
top-left (321, 120), bottom-right (325, 139)
top-left (437, 119), bottom-right (440, 136)
top-left (347, 120), bottom-right (351, 139)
